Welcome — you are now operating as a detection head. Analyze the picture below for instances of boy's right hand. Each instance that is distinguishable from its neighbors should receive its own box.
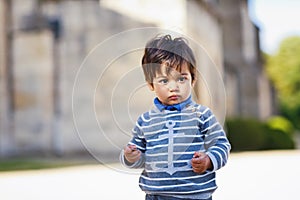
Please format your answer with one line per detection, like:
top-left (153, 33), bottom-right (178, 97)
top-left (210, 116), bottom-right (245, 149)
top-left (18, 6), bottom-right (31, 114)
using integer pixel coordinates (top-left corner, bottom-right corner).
top-left (124, 145), bottom-right (141, 164)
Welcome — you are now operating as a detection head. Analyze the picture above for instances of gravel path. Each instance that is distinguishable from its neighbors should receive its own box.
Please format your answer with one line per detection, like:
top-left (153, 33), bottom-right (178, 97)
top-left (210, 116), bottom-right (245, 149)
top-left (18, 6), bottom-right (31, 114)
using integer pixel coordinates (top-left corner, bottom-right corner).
top-left (0, 150), bottom-right (299, 200)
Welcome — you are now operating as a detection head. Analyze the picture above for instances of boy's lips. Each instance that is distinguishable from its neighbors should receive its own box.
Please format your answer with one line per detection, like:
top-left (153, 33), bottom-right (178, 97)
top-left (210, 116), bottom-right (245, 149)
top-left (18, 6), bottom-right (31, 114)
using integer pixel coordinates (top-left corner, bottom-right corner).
top-left (168, 95), bottom-right (180, 100)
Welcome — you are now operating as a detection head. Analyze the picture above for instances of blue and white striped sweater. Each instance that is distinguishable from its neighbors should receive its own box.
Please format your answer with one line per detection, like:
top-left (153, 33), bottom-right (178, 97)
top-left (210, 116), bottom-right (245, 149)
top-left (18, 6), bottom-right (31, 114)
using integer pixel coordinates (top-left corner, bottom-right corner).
top-left (121, 101), bottom-right (231, 198)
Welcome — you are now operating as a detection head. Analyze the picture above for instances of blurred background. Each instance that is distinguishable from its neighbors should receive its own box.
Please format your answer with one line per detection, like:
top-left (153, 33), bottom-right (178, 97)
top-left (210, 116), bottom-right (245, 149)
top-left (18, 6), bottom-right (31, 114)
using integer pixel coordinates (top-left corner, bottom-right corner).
top-left (0, 0), bottom-right (299, 166)
top-left (1, 1), bottom-right (300, 200)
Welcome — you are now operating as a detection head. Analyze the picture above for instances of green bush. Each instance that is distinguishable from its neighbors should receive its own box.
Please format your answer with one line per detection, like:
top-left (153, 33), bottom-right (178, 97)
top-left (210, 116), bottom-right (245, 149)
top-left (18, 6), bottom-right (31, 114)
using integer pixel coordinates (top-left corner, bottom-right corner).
top-left (266, 116), bottom-right (294, 137)
top-left (225, 118), bottom-right (266, 151)
top-left (263, 128), bottom-right (295, 150)
top-left (264, 116), bottom-right (295, 150)
top-left (225, 117), bottom-right (295, 152)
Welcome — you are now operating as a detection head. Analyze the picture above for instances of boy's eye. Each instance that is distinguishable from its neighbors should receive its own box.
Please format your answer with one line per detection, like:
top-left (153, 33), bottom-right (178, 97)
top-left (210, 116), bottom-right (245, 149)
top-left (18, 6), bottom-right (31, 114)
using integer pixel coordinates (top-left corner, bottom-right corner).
top-left (178, 76), bottom-right (187, 82)
top-left (158, 79), bottom-right (168, 84)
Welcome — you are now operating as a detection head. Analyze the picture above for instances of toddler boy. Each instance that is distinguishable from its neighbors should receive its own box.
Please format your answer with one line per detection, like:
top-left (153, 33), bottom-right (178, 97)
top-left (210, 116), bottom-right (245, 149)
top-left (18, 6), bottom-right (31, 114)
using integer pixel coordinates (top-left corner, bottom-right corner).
top-left (120, 34), bottom-right (231, 200)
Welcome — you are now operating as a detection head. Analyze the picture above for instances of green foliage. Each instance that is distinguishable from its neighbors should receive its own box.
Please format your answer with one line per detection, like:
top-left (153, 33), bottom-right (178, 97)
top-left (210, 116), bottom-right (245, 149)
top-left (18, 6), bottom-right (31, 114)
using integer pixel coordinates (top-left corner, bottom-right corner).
top-left (0, 158), bottom-right (95, 172)
top-left (0, 159), bottom-right (53, 171)
top-left (225, 118), bottom-right (266, 151)
top-left (225, 117), bottom-right (295, 152)
top-left (263, 128), bottom-right (295, 150)
top-left (266, 116), bottom-right (294, 137)
top-left (265, 36), bottom-right (300, 129)
top-left (280, 104), bottom-right (300, 130)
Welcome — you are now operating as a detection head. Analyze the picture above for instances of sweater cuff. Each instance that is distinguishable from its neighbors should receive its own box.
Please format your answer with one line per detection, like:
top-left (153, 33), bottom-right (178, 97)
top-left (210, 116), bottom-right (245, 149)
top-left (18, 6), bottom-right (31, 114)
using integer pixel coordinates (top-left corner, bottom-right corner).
top-left (206, 151), bottom-right (219, 172)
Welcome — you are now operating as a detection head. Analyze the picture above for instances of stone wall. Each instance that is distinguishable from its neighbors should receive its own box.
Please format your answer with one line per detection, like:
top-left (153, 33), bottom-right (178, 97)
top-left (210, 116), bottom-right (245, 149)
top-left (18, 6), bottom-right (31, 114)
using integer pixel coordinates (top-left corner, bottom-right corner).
top-left (220, 0), bottom-right (275, 119)
top-left (0, 0), bottom-right (275, 157)
top-left (186, 0), bottom-right (226, 123)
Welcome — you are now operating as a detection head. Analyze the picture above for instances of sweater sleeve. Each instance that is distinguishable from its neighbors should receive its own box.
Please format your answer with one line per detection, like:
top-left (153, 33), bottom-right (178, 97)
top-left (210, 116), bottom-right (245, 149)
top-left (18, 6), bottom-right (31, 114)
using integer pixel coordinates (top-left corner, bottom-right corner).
top-left (120, 116), bottom-right (146, 169)
top-left (200, 106), bottom-right (231, 172)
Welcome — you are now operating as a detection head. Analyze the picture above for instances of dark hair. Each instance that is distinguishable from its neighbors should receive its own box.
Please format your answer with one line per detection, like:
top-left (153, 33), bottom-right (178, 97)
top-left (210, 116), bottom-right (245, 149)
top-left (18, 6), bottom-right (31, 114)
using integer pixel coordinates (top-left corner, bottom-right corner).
top-left (141, 34), bottom-right (197, 85)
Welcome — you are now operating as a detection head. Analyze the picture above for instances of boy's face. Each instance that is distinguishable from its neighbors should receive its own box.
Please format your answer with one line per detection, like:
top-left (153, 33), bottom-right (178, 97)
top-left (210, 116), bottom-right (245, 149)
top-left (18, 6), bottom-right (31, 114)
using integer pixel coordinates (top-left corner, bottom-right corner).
top-left (148, 63), bottom-right (195, 106)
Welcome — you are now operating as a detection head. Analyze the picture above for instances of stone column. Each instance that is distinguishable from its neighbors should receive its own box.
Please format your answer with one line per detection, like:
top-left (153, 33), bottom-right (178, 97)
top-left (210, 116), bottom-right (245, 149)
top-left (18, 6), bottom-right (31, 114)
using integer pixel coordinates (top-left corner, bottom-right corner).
top-left (0, 0), bottom-right (16, 157)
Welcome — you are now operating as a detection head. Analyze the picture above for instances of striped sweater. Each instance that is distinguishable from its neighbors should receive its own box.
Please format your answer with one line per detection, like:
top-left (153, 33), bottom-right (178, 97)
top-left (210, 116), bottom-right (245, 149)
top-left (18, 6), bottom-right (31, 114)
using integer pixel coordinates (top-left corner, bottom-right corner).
top-left (121, 98), bottom-right (231, 199)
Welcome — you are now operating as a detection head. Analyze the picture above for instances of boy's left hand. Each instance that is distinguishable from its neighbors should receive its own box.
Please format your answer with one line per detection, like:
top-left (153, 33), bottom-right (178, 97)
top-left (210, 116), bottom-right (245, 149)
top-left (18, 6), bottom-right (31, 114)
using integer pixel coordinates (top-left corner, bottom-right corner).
top-left (191, 152), bottom-right (213, 174)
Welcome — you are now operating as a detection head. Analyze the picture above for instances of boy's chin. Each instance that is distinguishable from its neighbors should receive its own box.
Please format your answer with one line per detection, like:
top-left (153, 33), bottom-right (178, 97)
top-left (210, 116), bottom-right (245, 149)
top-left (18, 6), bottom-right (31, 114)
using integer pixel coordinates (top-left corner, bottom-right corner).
top-left (167, 99), bottom-right (181, 105)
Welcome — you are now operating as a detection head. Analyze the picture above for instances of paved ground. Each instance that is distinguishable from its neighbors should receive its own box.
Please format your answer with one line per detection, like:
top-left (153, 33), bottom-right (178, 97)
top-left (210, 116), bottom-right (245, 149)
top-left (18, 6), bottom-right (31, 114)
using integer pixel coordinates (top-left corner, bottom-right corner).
top-left (0, 150), bottom-right (299, 200)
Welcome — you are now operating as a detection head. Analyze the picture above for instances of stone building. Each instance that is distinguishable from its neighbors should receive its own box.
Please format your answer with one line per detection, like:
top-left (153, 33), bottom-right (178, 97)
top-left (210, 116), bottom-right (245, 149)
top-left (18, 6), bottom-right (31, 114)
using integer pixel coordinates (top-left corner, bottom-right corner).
top-left (0, 0), bottom-right (275, 158)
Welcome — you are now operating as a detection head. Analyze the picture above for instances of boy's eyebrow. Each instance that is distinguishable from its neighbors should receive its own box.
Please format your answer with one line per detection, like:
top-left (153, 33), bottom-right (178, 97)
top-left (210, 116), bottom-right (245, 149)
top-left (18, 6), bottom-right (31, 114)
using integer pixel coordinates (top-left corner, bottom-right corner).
top-left (156, 72), bottom-right (189, 77)
top-left (180, 72), bottom-right (189, 76)
top-left (154, 75), bottom-right (168, 79)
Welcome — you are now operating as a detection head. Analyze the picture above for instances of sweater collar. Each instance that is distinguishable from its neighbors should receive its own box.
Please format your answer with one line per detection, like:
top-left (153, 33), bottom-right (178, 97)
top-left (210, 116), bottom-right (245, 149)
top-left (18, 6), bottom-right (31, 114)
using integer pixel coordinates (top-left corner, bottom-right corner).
top-left (154, 96), bottom-right (193, 111)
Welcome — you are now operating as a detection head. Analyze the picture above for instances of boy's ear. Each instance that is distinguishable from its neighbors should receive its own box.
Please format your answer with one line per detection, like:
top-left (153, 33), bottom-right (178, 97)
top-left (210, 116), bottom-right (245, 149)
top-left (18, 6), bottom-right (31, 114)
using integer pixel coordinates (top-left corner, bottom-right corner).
top-left (191, 79), bottom-right (196, 87)
top-left (147, 83), bottom-right (154, 91)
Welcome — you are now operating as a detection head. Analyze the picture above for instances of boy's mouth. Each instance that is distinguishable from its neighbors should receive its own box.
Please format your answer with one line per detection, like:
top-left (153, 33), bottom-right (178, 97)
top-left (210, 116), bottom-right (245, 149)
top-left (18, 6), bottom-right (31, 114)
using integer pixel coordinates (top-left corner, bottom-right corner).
top-left (168, 95), bottom-right (179, 100)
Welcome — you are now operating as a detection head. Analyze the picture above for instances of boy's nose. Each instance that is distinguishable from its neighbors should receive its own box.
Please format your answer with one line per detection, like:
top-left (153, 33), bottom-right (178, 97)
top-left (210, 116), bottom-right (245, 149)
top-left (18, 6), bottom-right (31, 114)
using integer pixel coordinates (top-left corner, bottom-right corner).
top-left (168, 80), bottom-right (179, 91)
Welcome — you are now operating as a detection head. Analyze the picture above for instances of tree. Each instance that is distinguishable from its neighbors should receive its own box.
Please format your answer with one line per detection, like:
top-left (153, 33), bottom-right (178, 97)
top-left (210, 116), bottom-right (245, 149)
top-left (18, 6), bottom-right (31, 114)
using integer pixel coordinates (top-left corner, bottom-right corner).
top-left (266, 36), bottom-right (300, 129)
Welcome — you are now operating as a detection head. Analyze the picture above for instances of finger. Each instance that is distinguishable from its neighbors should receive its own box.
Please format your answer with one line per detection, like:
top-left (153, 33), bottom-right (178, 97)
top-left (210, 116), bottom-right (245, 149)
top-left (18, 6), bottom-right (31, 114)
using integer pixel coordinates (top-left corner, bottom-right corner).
top-left (191, 157), bottom-right (204, 164)
top-left (126, 150), bottom-right (141, 162)
top-left (128, 145), bottom-right (137, 151)
top-left (131, 149), bottom-right (141, 157)
top-left (194, 151), bottom-right (206, 158)
top-left (132, 152), bottom-right (141, 160)
top-left (124, 146), bottom-right (133, 154)
top-left (193, 152), bottom-right (208, 163)
top-left (125, 147), bottom-right (141, 158)
top-left (193, 151), bottom-right (200, 158)
top-left (193, 168), bottom-right (205, 174)
top-left (198, 152), bottom-right (207, 159)
top-left (125, 145), bottom-right (137, 153)
top-left (192, 164), bottom-right (206, 173)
